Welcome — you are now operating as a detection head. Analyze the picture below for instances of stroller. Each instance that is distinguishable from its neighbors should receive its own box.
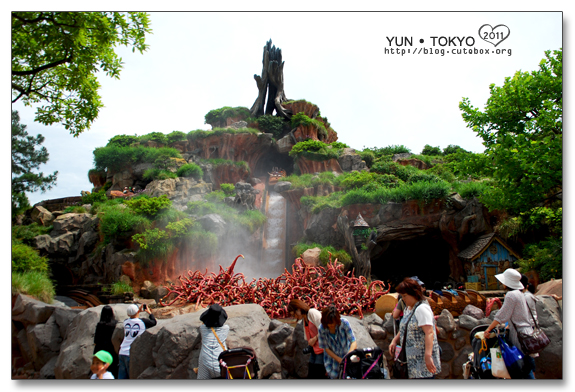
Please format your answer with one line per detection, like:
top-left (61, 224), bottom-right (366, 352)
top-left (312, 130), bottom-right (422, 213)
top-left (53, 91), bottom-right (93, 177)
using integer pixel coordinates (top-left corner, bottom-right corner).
top-left (337, 347), bottom-right (389, 379)
top-left (465, 324), bottom-right (508, 379)
top-left (218, 347), bottom-right (260, 379)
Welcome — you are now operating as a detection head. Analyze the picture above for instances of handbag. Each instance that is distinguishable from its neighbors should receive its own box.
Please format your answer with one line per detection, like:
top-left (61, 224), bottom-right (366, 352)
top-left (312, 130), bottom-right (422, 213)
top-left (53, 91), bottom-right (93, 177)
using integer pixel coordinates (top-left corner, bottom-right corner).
top-left (490, 347), bottom-right (511, 379)
top-left (512, 296), bottom-right (550, 355)
top-left (392, 302), bottom-right (421, 379)
top-left (497, 333), bottom-right (530, 379)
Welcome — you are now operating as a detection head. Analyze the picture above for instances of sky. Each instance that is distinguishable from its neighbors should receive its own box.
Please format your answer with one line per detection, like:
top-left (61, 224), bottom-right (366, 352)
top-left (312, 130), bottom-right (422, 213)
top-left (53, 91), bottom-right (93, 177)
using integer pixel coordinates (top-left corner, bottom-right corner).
top-left (9, 10), bottom-right (563, 206)
top-left (5, 3), bottom-right (573, 388)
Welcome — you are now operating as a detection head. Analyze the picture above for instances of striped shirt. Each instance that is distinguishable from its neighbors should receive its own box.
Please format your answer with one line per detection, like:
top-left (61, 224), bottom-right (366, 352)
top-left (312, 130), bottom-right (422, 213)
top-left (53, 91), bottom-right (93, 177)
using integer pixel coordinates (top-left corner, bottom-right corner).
top-left (197, 324), bottom-right (229, 379)
top-left (318, 317), bottom-right (356, 379)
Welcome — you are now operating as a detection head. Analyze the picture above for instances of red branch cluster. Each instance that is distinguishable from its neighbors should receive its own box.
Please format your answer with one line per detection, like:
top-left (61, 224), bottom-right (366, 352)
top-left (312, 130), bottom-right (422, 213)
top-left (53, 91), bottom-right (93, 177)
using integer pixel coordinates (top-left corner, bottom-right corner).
top-left (159, 254), bottom-right (390, 319)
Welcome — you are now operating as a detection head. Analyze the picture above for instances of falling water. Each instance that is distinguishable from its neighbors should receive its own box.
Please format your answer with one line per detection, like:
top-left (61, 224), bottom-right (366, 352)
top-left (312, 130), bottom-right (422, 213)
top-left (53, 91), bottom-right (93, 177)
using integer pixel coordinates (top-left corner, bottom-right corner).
top-left (260, 191), bottom-right (287, 278)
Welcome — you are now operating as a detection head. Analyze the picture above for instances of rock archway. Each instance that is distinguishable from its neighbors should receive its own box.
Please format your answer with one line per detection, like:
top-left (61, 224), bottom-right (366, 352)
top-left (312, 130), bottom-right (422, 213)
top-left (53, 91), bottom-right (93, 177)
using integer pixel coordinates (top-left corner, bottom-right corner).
top-left (253, 150), bottom-right (294, 178)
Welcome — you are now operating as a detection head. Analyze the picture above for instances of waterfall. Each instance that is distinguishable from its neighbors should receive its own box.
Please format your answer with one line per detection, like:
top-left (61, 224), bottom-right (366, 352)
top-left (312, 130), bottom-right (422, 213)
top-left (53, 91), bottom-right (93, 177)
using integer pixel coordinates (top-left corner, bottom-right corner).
top-left (261, 191), bottom-right (287, 278)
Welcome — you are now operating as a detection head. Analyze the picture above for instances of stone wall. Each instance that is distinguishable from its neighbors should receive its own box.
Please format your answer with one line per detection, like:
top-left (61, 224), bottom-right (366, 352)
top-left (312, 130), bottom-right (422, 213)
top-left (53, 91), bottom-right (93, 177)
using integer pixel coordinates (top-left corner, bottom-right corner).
top-left (12, 293), bottom-right (562, 379)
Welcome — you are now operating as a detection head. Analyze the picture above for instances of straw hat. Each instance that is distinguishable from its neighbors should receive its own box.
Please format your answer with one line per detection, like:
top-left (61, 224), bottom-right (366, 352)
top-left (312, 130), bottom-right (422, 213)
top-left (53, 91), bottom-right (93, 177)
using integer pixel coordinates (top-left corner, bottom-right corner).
top-left (495, 268), bottom-right (524, 290)
top-left (374, 294), bottom-right (398, 319)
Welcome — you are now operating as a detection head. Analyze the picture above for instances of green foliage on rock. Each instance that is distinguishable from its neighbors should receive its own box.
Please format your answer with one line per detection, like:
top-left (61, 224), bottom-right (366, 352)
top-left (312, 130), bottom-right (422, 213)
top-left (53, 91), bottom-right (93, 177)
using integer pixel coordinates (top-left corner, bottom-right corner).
top-left (254, 115), bottom-right (288, 138)
top-left (452, 181), bottom-right (491, 199)
top-left (459, 48), bottom-right (562, 214)
top-left (290, 112), bottom-right (328, 139)
top-left (139, 132), bottom-right (168, 145)
top-left (176, 163), bottom-right (203, 179)
top-left (12, 241), bottom-right (50, 274)
top-left (166, 131), bottom-right (187, 144)
top-left (106, 281), bottom-right (133, 295)
top-left (187, 127), bottom-right (260, 141)
top-left (12, 223), bottom-right (53, 247)
top-left (82, 189), bottom-right (108, 204)
top-left (124, 195), bottom-right (172, 217)
top-left (289, 140), bottom-right (346, 161)
top-left (220, 183), bottom-right (235, 196)
top-left (12, 12), bottom-right (151, 136)
top-left (204, 106), bottom-right (250, 125)
top-left (12, 271), bottom-right (55, 304)
top-left (97, 204), bottom-right (151, 243)
top-left (291, 242), bottom-right (352, 268)
top-left (107, 134), bottom-right (140, 147)
top-left (93, 145), bottom-right (182, 172)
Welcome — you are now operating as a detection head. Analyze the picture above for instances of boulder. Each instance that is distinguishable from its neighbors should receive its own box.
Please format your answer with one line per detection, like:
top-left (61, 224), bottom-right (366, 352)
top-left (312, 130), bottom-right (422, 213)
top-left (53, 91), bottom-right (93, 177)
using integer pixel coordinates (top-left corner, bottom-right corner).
top-left (533, 295), bottom-right (563, 379)
top-left (301, 247), bottom-right (321, 267)
top-left (457, 314), bottom-right (480, 331)
top-left (535, 279), bottom-right (562, 297)
top-left (30, 206), bottom-right (55, 227)
top-left (461, 304), bottom-right (485, 320)
top-left (129, 304), bottom-right (281, 379)
top-left (274, 181), bottom-right (292, 193)
top-left (197, 214), bottom-right (227, 236)
top-left (12, 294), bottom-right (61, 327)
top-left (50, 213), bottom-right (96, 237)
top-left (39, 356), bottom-right (58, 379)
top-left (276, 135), bottom-right (295, 154)
top-left (54, 304), bottom-right (134, 379)
top-left (338, 148), bottom-right (367, 172)
top-left (26, 316), bottom-right (62, 370)
top-left (436, 309), bottom-right (456, 333)
top-left (392, 153), bottom-right (412, 161)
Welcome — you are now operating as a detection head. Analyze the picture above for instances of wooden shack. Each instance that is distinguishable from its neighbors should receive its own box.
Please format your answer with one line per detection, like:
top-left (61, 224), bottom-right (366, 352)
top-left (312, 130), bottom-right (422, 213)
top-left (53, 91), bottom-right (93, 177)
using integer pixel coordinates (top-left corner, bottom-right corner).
top-left (458, 233), bottom-right (519, 290)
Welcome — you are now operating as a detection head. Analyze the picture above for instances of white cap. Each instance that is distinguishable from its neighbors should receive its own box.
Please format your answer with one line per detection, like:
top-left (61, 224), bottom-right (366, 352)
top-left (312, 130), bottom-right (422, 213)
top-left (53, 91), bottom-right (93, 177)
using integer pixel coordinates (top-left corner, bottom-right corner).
top-left (126, 304), bottom-right (139, 316)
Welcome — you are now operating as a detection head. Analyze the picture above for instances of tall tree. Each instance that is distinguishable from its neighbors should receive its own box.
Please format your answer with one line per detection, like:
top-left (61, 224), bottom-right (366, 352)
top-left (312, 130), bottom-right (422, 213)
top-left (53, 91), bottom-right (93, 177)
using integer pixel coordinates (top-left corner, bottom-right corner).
top-left (459, 48), bottom-right (562, 214)
top-left (11, 110), bottom-right (58, 216)
top-left (12, 12), bottom-right (151, 136)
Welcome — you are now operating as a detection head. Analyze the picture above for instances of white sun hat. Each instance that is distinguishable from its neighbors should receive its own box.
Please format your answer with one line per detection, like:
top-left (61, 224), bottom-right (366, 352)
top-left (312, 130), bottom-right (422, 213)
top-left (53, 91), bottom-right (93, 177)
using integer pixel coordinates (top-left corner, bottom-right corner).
top-left (494, 268), bottom-right (524, 290)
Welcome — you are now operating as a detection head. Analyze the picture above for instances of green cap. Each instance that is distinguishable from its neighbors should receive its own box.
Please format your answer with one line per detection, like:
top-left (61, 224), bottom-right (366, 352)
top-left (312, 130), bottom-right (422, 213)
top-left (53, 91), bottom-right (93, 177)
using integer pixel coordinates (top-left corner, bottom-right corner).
top-left (94, 350), bottom-right (113, 364)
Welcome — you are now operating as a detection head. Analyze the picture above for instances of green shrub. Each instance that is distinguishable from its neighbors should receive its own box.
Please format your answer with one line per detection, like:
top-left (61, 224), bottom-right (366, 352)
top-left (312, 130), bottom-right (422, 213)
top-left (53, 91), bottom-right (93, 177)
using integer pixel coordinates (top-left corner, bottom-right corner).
top-left (12, 241), bottom-right (50, 274)
top-left (189, 228), bottom-right (218, 258)
top-left (81, 189), bottom-right (108, 205)
top-left (139, 132), bottom-right (168, 145)
top-left (204, 106), bottom-right (250, 125)
top-left (364, 145), bottom-right (411, 159)
top-left (187, 200), bottom-right (219, 216)
top-left (97, 204), bottom-right (151, 243)
top-left (187, 127), bottom-right (260, 141)
top-left (155, 207), bottom-right (188, 228)
top-left (301, 192), bottom-right (343, 213)
top-left (12, 271), bottom-right (55, 303)
top-left (166, 131), bottom-right (187, 144)
top-left (453, 181), bottom-right (490, 199)
top-left (143, 168), bottom-right (178, 181)
top-left (427, 163), bottom-right (456, 182)
top-left (360, 149), bottom-right (376, 168)
top-left (176, 163), bottom-right (203, 179)
top-left (407, 172), bottom-right (442, 184)
top-left (125, 195), bottom-right (172, 217)
top-left (106, 281), bottom-right (134, 295)
top-left (63, 206), bottom-right (87, 214)
top-left (236, 210), bottom-right (267, 233)
top-left (443, 144), bottom-right (469, 156)
top-left (93, 145), bottom-right (182, 173)
top-left (165, 218), bottom-right (196, 238)
top-left (107, 134), bottom-right (140, 147)
top-left (205, 190), bottom-right (226, 203)
top-left (289, 140), bottom-right (339, 160)
top-left (516, 237), bottom-right (562, 281)
top-left (370, 161), bottom-right (416, 182)
top-left (255, 115), bottom-right (288, 138)
top-left (220, 183), bottom-right (235, 196)
top-left (132, 228), bottom-right (173, 264)
top-left (421, 144), bottom-right (442, 156)
top-left (12, 223), bottom-right (53, 246)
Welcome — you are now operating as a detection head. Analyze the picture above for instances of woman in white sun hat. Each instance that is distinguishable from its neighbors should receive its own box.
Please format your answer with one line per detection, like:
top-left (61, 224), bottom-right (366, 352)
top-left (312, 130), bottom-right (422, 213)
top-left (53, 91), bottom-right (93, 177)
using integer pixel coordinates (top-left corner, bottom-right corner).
top-left (484, 268), bottom-right (536, 378)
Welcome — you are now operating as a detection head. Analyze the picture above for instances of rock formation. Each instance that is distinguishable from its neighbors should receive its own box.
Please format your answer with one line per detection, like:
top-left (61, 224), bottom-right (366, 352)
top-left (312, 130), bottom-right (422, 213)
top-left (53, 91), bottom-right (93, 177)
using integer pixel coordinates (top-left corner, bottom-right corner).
top-left (12, 293), bottom-right (562, 379)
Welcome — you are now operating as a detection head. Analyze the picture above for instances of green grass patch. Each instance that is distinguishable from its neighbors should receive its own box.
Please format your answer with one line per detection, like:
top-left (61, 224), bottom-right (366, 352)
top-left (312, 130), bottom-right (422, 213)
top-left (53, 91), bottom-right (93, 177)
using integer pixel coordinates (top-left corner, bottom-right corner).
top-left (63, 206), bottom-right (88, 214)
top-left (125, 195), bottom-right (172, 218)
top-left (143, 168), bottom-right (178, 181)
top-left (97, 204), bottom-right (151, 243)
top-left (187, 127), bottom-right (260, 142)
top-left (106, 281), bottom-right (134, 295)
top-left (12, 241), bottom-right (50, 274)
top-left (220, 183), bottom-right (235, 196)
top-left (12, 223), bottom-right (53, 246)
top-left (452, 181), bottom-right (491, 199)
top-left (12, 271), bottom-right (55, 304)
top-left (176, 163), bottom-right (203, 179)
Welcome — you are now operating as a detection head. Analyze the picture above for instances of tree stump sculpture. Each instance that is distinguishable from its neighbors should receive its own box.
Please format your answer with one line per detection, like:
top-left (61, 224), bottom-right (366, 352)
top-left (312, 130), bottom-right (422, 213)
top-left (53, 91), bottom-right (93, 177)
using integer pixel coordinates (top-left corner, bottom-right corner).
top-left (337, 213), bottom-right (377, 281)
top-left (250, 39), bottom-right (291, 119)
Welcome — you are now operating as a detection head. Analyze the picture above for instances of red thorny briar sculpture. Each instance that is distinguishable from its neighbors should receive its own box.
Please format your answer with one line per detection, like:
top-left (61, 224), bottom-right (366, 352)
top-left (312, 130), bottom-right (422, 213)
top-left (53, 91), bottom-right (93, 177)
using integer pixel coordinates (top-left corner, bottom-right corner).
top-left (159, 254), bottom-right (390, 319)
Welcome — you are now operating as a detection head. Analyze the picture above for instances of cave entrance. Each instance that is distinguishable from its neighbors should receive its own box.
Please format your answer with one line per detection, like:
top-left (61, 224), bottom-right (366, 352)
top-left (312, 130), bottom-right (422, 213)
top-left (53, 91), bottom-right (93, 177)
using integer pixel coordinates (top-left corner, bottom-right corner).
top-left (253, 151), bottom-right (294, 178)
top-left (51, 263), bottom-right (75, 294)
top-left (371, 235), bottom-right (451, 291)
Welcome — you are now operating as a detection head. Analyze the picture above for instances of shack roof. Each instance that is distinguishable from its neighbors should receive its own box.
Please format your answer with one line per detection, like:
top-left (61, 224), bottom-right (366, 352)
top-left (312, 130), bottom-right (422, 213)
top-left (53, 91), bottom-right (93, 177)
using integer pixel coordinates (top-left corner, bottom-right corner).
top-left (458, 233), bottom-right (520, 262)
top-left (354, 213), bottom-right (369, 227)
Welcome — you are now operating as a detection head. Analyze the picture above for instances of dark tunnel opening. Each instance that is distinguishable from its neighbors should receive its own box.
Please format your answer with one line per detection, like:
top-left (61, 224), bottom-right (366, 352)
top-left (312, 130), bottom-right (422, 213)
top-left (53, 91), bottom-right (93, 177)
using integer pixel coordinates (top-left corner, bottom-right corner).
top-left (253, 151), bottom-right (294, 178)
top-left (371, 235), bottom-right (452, 291)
